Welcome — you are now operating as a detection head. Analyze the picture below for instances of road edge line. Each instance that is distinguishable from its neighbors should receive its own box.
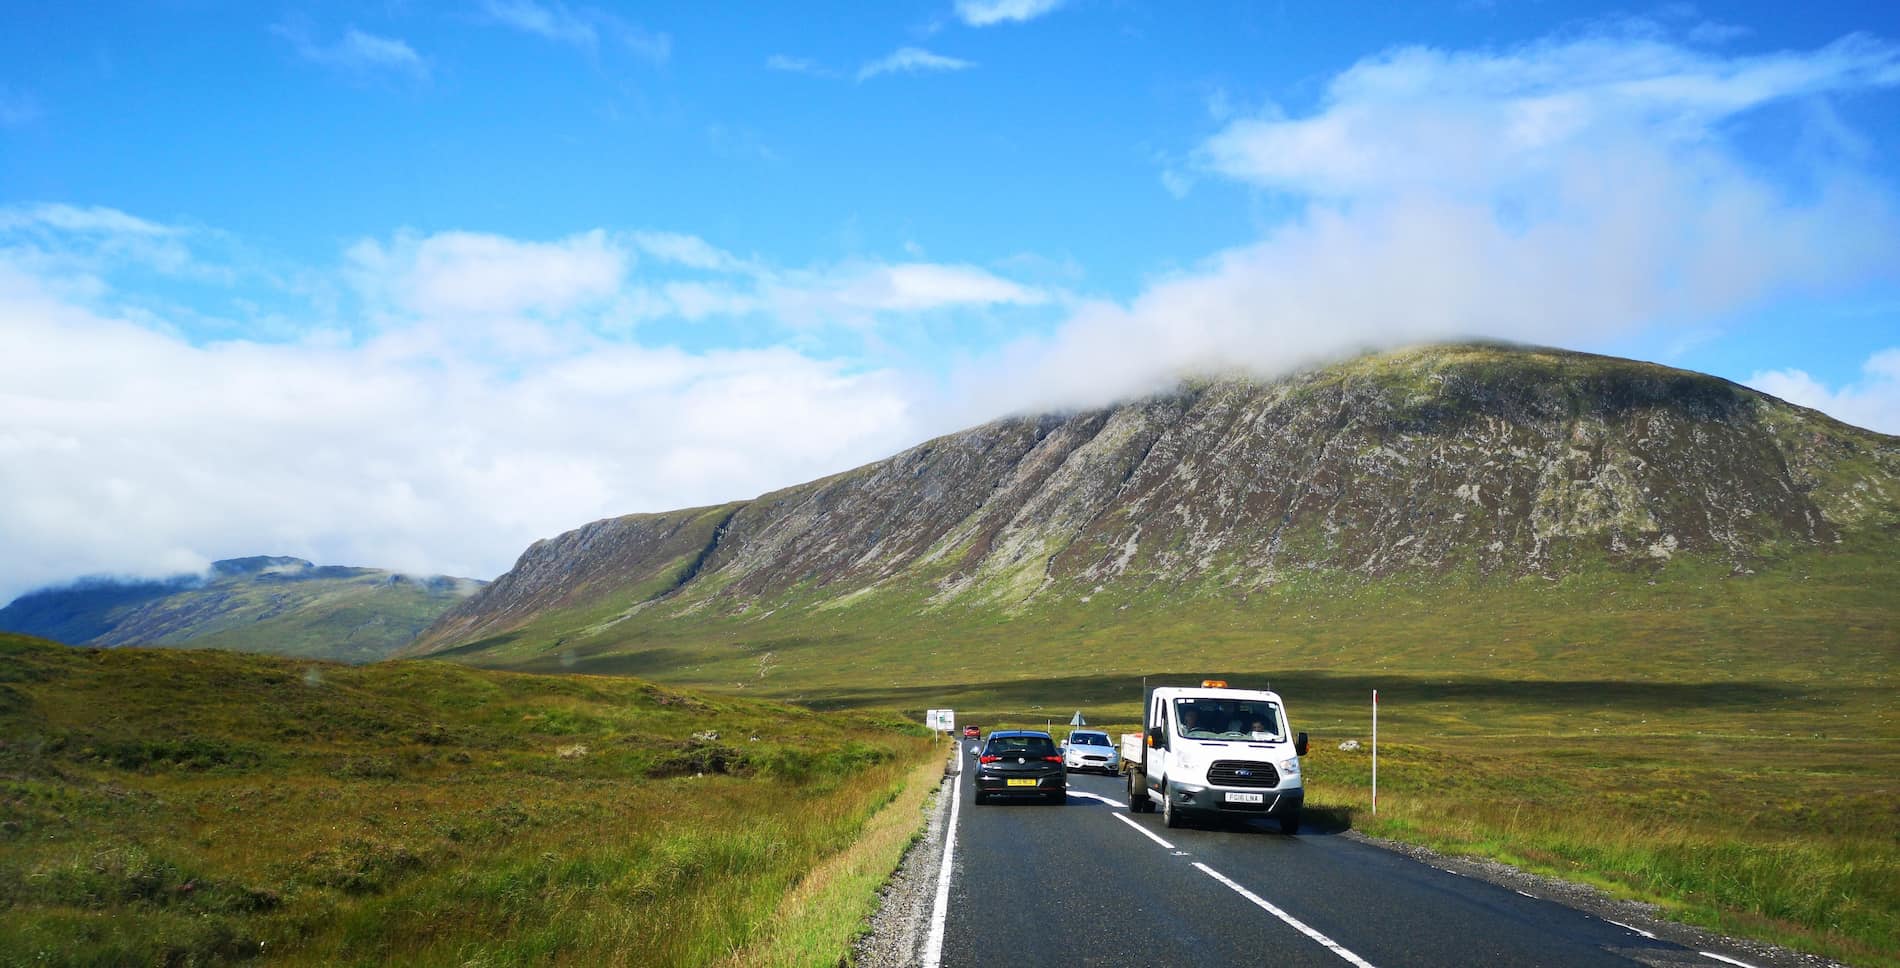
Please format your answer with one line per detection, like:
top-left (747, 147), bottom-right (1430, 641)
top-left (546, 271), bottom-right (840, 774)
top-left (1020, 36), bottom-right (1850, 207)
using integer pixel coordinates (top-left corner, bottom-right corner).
top-left (921, 758), bottom-right (961, 968)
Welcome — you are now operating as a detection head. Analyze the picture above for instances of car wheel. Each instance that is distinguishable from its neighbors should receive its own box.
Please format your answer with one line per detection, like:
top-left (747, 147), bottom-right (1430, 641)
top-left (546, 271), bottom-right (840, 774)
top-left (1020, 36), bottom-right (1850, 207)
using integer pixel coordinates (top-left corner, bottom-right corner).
top-left (1162, 780), bottom-right (1183, 829)
top-left (1047, 789), bottom-right (1065, 805)
top-left (974, 789), bottom-right (989, 805)
top-left (1280, 809), bottom-right (1301, 835)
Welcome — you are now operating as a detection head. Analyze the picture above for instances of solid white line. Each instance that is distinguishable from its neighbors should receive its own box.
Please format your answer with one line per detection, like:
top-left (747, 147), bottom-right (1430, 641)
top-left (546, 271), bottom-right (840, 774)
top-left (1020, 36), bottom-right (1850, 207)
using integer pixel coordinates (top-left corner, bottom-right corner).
top-left (921, 766), bottom-right (961, 968)
top-left (1193, 862), bottom-right (1378, 968)
top-left (1514, 890), bottom-right (1536, 898)
top-left (1111, 812), bottom-right (1176, 850)
top-left (1700, 953), bottom-right (1760, 968)
top-left (1068, 790), bottom-right (1127, 808)
top-left (1606, 918), bottom-right (1656, 939)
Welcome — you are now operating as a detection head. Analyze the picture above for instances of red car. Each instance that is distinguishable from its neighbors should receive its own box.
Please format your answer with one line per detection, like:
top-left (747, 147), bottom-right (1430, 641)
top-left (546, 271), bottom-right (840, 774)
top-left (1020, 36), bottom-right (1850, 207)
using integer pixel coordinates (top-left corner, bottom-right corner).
top-left (962, 725), bottom-right (980, 739)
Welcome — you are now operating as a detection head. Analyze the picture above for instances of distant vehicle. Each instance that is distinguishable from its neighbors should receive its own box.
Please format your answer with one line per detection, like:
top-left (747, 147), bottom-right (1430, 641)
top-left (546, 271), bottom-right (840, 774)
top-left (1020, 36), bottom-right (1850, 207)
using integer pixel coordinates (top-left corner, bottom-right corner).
top-left (963, 724), bottom-right (980, 739)
top-left (1061, 729), bottom-right (1120, 774)
top-left (1121, 679), bottom-right (1308, 833)
top-left (973, 730), bottom-right (1066, 805)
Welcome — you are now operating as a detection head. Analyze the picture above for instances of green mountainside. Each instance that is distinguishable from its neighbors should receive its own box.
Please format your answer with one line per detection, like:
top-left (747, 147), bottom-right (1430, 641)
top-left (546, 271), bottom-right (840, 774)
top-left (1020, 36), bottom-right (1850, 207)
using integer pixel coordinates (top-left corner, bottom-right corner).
top-left (0, 556), bottom-right (485, 664)
top-left (405, 343), bottom-right (1898, 698)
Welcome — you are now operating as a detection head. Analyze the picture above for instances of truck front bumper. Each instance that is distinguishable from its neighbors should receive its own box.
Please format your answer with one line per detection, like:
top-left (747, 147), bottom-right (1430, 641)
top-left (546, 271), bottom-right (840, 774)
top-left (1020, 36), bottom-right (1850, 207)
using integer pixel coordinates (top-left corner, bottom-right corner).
top-left (1169, 781), bottom-right (1303, 817)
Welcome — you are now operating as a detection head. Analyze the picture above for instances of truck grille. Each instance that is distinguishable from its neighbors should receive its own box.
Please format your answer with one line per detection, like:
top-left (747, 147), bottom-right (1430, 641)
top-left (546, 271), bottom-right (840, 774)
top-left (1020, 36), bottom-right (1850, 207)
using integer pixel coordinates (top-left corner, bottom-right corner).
top-left (1207, 760), bottom-right (1279, 788)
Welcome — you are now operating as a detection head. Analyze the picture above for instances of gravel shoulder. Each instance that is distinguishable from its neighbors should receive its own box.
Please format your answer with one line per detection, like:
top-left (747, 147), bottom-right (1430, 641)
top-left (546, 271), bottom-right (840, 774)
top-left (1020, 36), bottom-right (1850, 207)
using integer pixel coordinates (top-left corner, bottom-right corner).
top-left (853, 771), bottom-right (952, 968)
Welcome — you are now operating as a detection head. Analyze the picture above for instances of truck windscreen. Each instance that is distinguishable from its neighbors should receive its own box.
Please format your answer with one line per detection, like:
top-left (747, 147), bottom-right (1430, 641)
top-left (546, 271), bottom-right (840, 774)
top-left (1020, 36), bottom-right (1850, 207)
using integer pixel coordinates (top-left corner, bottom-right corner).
top-left (1173, 699), bottom-right (1282, 740)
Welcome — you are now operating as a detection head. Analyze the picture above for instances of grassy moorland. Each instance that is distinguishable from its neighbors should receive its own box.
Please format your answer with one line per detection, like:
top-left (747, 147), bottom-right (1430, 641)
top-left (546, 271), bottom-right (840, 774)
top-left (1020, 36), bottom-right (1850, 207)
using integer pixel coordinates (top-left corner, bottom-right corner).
top-left (0, 634), bottom-right (938, 966)
top-left (446, 541), bottom-right (1896, 966)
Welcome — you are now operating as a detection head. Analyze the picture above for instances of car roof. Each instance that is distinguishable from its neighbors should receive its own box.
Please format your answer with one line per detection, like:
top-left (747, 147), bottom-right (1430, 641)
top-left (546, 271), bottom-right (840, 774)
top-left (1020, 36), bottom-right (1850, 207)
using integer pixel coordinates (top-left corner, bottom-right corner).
top-left (986, 729), bottom-right (1053, 739)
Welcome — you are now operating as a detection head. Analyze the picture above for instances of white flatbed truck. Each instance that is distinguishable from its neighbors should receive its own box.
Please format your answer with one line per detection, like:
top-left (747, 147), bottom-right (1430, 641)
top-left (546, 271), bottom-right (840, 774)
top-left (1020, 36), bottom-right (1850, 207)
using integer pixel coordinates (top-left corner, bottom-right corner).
top-left (1121, 679), bottom-right (1309, 833)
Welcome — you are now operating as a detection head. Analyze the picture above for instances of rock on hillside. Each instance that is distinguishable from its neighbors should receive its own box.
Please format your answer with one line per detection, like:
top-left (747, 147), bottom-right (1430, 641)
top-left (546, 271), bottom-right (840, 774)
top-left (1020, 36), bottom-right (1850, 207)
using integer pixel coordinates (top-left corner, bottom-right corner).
top-left (0, 557), bottom-right (486, 664)
top-left (409, 344), bottom-right (1900, 657)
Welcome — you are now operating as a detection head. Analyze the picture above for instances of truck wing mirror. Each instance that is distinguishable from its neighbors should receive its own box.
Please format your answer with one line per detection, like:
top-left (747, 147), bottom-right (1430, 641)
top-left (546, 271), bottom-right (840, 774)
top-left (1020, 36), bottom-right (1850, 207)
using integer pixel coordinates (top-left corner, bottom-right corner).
top-left (1295, 731), bottom-right (1309, 757)
top-left (1146, 726), bottom-right (1164, 749)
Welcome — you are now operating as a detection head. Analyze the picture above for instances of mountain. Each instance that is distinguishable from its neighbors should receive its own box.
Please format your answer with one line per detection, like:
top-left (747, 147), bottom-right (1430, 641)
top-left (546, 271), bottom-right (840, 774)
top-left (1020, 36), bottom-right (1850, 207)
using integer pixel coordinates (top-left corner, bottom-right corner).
top-left (0, 556), bottom-right (486, 664)
top-left (404, 343), bottom-right (1898, 691)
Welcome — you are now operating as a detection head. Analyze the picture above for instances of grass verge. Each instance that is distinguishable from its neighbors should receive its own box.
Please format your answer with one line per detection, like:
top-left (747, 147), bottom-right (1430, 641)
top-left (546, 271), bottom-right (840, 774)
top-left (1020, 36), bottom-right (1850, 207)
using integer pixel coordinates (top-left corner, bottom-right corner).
top-left (0, 634), bottom-right (937, 966)
top-left (721, 752), bottom-right (946, 967)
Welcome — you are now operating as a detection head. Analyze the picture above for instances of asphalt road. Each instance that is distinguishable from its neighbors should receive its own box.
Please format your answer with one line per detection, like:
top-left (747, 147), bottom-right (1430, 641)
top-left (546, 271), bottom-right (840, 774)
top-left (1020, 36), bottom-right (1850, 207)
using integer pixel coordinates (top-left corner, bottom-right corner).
top-left (933, 745), bottom-right (1768, 968)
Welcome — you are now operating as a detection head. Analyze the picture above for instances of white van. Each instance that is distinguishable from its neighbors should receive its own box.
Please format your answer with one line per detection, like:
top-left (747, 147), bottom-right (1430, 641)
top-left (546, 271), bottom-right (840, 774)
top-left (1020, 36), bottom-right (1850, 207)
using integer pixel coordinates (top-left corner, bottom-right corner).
top-left (1121, 681), bottom-right (1308, 833)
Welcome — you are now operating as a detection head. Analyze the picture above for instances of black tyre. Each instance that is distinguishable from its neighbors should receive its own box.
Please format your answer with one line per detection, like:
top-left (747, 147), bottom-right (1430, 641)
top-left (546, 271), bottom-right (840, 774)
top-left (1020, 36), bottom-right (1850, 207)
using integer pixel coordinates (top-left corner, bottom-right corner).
top-left (973, 788), bottom-right (989, 805)
top-left (1047, 789), bottom-right (1066, 805)
top-left (1280, 809), bottom-right (1301, 835)
top-left (1126, 772), bottom-right (1149, 813)
top-left (1162, 781), bottom-right (1184, 829)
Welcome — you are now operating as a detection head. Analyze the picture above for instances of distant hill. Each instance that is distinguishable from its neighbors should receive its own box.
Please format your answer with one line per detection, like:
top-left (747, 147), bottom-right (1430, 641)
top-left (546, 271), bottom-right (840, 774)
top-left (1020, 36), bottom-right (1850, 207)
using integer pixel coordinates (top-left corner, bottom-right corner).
top-left (401, 342), bottom-right (1897, 692)
top-left (0, 556), bottom-right (485, 664)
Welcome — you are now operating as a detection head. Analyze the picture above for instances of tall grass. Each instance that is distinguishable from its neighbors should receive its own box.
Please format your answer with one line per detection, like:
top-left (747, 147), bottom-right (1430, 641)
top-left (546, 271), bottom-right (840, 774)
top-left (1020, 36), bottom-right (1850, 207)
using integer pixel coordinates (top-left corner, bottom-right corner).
top-left (0, 635), bottom-right (938, 966)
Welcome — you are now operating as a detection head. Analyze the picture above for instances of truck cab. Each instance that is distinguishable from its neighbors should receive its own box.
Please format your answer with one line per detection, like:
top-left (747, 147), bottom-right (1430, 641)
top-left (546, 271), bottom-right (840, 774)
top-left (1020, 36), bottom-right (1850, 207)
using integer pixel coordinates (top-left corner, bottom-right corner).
top-left (1123, 681), bottom-right (1308, 833)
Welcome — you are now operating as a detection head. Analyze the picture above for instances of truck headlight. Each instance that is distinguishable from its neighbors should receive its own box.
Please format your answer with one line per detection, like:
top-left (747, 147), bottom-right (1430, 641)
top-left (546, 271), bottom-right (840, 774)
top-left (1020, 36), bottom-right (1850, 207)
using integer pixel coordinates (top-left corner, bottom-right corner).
top-left (1279, 757), bottom-right (1300, 775)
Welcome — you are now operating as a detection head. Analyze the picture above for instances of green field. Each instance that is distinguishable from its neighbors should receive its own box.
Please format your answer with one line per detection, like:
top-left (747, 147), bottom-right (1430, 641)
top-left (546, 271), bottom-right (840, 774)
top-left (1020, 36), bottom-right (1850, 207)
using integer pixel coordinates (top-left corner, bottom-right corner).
top-left (0, 635), bottom-right (938, 966)
top-left (435, 540), bottom-right (1898, 966)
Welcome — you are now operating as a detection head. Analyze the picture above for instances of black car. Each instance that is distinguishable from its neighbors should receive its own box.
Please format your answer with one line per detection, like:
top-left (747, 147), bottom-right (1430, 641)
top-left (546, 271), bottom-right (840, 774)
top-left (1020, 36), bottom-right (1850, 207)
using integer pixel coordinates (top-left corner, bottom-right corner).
top-left (973, 730), bottom-right (1066, 805)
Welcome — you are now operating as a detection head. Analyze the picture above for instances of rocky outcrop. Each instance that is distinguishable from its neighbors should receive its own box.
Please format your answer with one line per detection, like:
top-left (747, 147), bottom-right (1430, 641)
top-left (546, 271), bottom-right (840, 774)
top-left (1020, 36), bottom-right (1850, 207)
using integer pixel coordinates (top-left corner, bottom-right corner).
top-left (408, 344), bottom-right (1900, 657)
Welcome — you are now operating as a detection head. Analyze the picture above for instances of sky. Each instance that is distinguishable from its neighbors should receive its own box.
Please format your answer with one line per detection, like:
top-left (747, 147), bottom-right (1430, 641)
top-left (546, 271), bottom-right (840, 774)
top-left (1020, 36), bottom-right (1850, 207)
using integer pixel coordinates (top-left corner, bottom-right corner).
top-left (2, 0), bottom-right (1898, 600)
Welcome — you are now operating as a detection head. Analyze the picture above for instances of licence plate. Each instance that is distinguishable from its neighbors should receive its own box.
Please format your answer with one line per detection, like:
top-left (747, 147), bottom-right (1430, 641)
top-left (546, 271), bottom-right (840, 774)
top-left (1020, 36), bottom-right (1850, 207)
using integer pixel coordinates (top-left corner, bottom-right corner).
top-left (1006, 779), bottom-right (1038, 787)
top-left (1225, 792), bottom-right (1264, 804)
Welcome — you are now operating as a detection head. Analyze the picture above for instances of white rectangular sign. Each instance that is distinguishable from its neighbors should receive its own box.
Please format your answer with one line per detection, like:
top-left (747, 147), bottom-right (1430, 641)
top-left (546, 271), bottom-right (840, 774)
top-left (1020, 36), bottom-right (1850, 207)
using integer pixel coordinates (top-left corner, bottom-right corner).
top-left (925, 708), bottom-right (955, 732)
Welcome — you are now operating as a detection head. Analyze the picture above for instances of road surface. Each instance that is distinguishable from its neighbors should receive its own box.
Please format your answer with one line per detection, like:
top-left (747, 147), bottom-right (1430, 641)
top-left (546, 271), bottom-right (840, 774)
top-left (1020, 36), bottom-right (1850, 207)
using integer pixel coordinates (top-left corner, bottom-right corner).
top-left (928, 744), bottom-right (1776, 968)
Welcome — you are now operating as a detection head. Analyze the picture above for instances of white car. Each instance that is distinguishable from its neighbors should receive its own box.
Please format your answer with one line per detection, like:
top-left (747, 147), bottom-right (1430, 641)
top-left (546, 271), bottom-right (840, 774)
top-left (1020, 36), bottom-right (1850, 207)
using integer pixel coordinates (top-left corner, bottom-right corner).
top-left (1061, 730), bottom-right (1121, 774)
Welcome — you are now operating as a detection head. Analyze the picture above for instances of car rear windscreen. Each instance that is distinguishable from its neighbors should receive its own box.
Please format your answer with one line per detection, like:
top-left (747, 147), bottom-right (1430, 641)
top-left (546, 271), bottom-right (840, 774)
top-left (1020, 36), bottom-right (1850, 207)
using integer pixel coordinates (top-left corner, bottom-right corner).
top-left (987, 736), bottom-right (1056, 756)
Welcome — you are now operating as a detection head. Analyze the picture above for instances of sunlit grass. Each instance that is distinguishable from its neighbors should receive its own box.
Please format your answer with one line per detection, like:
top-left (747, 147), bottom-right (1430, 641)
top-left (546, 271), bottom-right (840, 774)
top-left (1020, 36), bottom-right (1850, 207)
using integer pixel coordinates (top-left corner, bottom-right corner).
top-left (0, 635), bottom-right (937, 966)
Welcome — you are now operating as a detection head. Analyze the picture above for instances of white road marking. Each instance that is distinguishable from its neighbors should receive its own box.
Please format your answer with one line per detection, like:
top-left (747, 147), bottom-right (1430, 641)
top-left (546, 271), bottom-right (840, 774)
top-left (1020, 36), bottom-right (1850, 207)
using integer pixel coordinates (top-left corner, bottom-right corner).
top-left (1068, 790), bottom-right (1127, 808)
top-left (922, 765), bottom-right (962, 968)
top-left (1514, 890), bottom-right (1536, 898)
top-left (1111, 812), bottom-right (1177, 850)
top-left (1606, 918), bottom-right (1656, 939)
top-left (1193, 862), bottom-right (1379, 968)
top-left (1700, 953), bottom-right (1760, 968)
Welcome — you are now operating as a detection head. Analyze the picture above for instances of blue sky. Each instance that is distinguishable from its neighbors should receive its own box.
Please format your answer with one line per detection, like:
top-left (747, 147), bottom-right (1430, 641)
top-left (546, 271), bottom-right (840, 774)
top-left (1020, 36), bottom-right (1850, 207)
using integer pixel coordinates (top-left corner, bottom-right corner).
top-left (2, 0), bottom-right (1897, 597)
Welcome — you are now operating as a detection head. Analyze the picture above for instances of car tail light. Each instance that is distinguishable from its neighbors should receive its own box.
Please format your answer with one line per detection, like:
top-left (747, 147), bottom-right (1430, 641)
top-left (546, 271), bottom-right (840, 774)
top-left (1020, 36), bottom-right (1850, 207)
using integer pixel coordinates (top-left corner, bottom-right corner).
top-left (979, 755), bottom-right (999, 763)
top-left (1043, 755), bottom-right (1062, 762)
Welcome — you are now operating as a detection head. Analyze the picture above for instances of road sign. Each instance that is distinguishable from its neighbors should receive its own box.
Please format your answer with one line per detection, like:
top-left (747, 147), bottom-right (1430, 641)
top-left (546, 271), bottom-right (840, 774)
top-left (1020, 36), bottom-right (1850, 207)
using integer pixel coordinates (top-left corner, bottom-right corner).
top-left (1069, 710), bottom-right (1086, 726)
top-left (926, 708), bottom-right (955, 732)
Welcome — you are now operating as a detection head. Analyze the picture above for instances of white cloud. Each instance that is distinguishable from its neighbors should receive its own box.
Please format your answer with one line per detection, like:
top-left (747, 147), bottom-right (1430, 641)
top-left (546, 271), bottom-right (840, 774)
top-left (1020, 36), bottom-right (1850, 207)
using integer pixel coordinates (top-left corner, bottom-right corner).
top-left (766, 54), bottom-right (836, 78)
top-left (0, 262), bottom-right (922, 603)
top-left (955, 0), bottom-right (1067, 27)
top-left (1201, 31), bottom-right (1900, 199)
top-left (273, 22), bottom-right (429, 81)
top-left (480, 0), bottom-right (670, 65)
top-left (763, 261), bottom-right (1046, 327)
top-left (949, 27), bottom-right (1900, 418)
top-left (346, 230), bottom-right (629, 318)
top-left (1749, 348), bottom-right (1900, 434)
top-left (858, 47), bottom-right (975, 82)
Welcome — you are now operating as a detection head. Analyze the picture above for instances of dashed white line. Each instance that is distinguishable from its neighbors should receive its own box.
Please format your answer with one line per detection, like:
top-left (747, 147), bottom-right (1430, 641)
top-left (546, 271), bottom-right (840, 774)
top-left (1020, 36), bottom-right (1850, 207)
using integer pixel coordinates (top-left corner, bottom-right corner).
top-left (1067, 790), bottom-right (1127, 808)
top-left (921, 765), bottom-right (961, 968)
top-left (1607, 918), bottom-right (1656, 939)
top-left (1111, 812), bottom-right (1177, 850)
top-left (1514, 890), bottom-right (1536, 898)
top-left (1194, 862), bottom-right (1379, 968)
top-left (1700, 953), bottom-right (1760, 968)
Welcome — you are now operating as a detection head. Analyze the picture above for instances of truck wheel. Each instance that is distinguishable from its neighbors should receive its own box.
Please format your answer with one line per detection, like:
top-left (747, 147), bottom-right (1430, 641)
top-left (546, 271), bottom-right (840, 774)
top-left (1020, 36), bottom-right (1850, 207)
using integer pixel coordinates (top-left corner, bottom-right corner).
top-left (1127, 772), bottom-right (1152, 813)
top-left (1280, 809), bottom-right (1301, 835)
top-left (1162, 781), bottom-right (1183, 829)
